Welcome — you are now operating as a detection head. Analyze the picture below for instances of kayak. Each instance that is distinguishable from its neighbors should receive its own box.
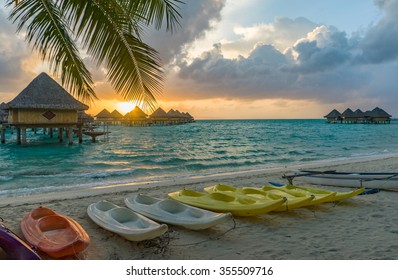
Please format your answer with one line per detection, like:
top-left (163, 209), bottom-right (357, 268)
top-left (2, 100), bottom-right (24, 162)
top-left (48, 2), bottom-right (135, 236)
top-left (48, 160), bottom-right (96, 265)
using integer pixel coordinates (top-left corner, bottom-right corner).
top-left (284, 170), bottom-right (398, 189)
top-left (0, 222), bottom-right (41, 260)
top-left (124, 194), bottom-right (232, 230)
top-left (203, 184), bottom-right (315, 211)
top-left (267, 184), bottom-right (365, 202)
top-left (87, 200), bottom-right (168, 241)
top-left (168, 189), bottom-right (287, 216)
top-left (21, 206), bottom-right (90, 258)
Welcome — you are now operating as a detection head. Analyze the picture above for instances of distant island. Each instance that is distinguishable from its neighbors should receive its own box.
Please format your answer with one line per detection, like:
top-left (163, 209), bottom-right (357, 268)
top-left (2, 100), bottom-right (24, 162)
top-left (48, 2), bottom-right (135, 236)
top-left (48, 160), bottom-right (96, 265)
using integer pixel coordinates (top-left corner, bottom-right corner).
top-left (324, 107), bottom-right (391, 124)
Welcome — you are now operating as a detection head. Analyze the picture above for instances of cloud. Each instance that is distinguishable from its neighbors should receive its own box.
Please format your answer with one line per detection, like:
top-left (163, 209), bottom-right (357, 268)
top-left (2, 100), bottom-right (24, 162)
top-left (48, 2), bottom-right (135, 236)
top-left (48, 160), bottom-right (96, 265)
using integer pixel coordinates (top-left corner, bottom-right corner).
top-left (0, 8), bottom-right (37, 94)
top-left (143, 0), bottom-right (226, 64)
top-left (287, 25), bottom-right (352, 73)
top-left (225, 17), bottom-right (317, 56)
top-left (167, 5), bottom-right (398, 112)
top-left (174, 24), bottom-right (366, 101)
top-left (357, 0), bottom-right (398, 63)
top-left (176, 43), bottom-right (297, 99)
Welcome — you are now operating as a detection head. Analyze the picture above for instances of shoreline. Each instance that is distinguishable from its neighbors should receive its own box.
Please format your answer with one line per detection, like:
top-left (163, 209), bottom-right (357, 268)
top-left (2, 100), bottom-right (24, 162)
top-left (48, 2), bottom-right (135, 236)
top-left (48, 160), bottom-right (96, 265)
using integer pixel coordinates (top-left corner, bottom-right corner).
top-left (1, 152), bottom-right (398, 207)
top-left (1, 154), bottom-right (398, 260)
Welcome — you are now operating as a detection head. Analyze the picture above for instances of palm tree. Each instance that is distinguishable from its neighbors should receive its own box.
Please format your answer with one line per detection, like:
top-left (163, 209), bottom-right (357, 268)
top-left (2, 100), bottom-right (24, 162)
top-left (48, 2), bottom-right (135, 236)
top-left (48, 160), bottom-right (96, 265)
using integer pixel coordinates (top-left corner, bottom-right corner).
top-left (5, 0), bottom-right (183, 110)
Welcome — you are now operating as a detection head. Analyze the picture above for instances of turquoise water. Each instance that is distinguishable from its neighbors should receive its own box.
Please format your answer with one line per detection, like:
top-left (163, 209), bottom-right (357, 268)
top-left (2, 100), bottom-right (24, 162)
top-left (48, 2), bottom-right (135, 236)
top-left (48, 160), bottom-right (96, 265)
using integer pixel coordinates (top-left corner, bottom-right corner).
top-left (1, 119), bottom-right (397, 197)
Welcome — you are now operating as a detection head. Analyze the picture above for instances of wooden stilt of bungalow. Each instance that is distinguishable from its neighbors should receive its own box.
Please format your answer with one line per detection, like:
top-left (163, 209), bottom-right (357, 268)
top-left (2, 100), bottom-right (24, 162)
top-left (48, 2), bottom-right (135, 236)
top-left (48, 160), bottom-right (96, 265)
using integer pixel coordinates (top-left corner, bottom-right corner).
top-left (0, 125), bottom-right (5, 144)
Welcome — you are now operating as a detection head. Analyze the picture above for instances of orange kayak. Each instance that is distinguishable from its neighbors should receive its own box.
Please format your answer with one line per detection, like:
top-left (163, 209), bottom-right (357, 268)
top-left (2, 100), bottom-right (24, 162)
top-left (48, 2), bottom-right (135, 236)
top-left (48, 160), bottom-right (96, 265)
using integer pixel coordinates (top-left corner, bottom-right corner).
top-left (21, 207), bottom-right (90, 258)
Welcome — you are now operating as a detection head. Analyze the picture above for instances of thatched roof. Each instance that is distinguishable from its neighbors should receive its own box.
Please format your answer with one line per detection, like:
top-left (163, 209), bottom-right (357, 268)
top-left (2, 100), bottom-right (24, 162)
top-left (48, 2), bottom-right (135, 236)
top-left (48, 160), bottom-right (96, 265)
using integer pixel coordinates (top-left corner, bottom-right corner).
top-left (7, 72), bottom-right (88, 110)
top-left (363, 110), bottom-right (374, 117)
top-left (125, 106), bottom-right (147, 119)
top-left (167, 109), bottom-right (180, 118)
top-left (324, 109), bottom-right (341, 118)
top-left (354, 109), bottom-right (364, 117)
top-left (341, 108), bottom-right (356, 118)
top-left (95, 109), bottom-right (112, 118)
top-left (150, 107), bottom-right (168, 118)
top-left (110, 109), bottom-right (123, 119)
top-left (183, 112), bottom-right (194, 120)
top-left (0, 102), bottom-right (7, 118)
top-left (371, 107), bottom-right (391, 118)
top-left (174, 110), bottom-right (187, 118)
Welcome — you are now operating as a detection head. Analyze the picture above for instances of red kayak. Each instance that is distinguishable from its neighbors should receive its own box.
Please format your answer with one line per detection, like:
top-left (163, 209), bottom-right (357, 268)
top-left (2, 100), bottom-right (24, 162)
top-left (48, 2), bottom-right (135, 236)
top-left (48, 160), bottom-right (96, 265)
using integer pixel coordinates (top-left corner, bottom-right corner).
top-left (0, 221), bottom-right (41, 260)
top-left (21, 207), bottom-right (90, 258)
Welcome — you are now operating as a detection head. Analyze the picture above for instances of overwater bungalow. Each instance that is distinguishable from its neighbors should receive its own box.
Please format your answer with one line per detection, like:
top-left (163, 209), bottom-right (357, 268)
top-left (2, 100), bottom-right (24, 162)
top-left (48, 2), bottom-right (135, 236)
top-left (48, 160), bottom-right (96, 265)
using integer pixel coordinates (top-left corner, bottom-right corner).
top-left (110, 109), bottom-right (124, 124)
top-left (4, 72), bottom-right (89, 146)
top-left (183, 112), bottom-right (195, 122)
top-left (149, 107), bottom-right (169, 125)
top-left (167, 109), bottom-right (183, 124)
top-left (324, 107), bottom-right (392, 124)
top-left (366, 107), bottom-right (392, 123)
top-left (93, 106), bottom-right (194, 127)
top-left (341, 108), bottom-right (357, 123)
top-left (354, 109), bottom-right (365, 122)
top-left (95, 109), bottom-right (113, 123)
top-left (324, 109), bottom-right (342, 123)
top-left (124, 106), bottom-right (148, 126)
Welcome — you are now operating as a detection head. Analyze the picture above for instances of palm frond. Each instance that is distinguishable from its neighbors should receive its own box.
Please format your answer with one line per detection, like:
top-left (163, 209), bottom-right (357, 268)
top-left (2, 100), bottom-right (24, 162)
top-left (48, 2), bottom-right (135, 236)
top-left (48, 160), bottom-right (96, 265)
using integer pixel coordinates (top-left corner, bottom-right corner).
top-left (62, 0), bottom-right (175, 110)
top-left (6, 0), bottom-right (95, 103)
top-left (123, 0), bottom-right (184, 32)
top-left (6, 0), bottom-right (184, 108)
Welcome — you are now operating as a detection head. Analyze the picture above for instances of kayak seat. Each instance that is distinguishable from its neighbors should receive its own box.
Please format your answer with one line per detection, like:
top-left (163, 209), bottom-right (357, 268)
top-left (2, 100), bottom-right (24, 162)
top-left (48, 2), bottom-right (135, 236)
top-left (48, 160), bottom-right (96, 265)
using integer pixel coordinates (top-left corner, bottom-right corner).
top-left (93, 200), bottom-right (115, 212)
top-left (158, 200), bottom-right (205, 218)
top-left (109, 208), bottom-right (151, 229)
top-left (37, 216), bottom-right (78, 243)
top-left (135, 194), bottom-right (158, 205)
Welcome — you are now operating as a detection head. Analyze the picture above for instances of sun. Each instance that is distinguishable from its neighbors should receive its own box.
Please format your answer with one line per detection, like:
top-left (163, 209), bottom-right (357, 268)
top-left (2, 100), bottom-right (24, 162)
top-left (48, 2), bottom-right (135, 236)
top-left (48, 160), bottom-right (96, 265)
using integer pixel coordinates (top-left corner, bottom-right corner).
top-left (116, 102), bottom-right (136, 115)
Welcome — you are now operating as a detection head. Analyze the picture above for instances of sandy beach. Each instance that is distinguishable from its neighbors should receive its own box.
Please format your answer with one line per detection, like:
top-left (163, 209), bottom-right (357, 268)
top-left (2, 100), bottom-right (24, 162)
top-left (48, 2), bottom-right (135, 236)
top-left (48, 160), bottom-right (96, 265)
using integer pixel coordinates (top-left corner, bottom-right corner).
top-left (1, 155), bottom-right (397, 260)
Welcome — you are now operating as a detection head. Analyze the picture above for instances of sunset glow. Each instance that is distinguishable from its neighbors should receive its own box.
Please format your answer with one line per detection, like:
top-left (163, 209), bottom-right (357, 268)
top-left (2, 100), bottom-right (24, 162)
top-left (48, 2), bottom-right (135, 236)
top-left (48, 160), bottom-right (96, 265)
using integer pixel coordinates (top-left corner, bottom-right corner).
top-left (1, 1), bottom-right (397, 119)
top-left (116, 102), bottom-right (136, 115)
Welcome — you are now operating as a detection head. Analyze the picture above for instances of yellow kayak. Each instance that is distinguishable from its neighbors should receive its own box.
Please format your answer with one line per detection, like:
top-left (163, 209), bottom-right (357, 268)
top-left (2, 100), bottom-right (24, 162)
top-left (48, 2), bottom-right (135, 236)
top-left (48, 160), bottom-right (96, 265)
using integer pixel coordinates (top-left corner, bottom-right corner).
top-left (168, 189), bottom-right (287, 217)
top-left (204, 184), bottom-right (315, 211)
top-left (269, 184), bottom-right (365, 202)
top-left (261, 185), bottom-right (337, 205)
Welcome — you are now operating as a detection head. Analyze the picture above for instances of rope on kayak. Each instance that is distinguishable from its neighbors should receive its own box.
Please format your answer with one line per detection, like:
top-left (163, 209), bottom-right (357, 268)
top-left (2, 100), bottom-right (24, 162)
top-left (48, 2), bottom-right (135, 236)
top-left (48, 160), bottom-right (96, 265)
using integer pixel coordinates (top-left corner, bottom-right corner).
top-left (137, 231), bottom-right (171, 256)
top-left (169, 215), bottom-right (236, 248)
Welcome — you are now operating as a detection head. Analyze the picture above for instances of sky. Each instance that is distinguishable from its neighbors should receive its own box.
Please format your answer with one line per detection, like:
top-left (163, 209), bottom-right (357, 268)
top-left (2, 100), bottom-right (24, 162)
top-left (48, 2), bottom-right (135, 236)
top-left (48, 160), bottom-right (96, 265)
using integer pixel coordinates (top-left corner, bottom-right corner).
top-left (1, 0), bottom-right (398, 119)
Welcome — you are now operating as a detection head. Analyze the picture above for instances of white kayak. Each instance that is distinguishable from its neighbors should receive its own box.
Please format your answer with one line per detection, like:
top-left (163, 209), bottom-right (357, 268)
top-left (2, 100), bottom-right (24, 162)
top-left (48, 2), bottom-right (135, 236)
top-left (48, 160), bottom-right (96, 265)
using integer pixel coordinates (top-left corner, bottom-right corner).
top-left (124, 194), bottom-right (232, 230)
top-left (285, 170), bottom-right (398, 189)
top-left (87, 200), bottom-right (168, 241)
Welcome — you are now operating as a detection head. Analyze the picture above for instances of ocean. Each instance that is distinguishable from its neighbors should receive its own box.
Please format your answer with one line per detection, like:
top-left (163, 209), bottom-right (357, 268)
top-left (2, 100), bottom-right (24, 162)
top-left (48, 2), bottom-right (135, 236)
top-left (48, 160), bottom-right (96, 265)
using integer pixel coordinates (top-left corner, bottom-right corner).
top-left (1, 119), bottom-right (397, 197)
